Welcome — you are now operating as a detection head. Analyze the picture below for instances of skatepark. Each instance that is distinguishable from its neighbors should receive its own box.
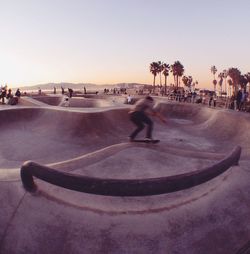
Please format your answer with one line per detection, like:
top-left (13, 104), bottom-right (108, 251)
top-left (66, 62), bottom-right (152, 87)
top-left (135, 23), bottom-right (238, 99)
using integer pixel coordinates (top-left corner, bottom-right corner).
top-left (1, 94), bottom-right (250, 254)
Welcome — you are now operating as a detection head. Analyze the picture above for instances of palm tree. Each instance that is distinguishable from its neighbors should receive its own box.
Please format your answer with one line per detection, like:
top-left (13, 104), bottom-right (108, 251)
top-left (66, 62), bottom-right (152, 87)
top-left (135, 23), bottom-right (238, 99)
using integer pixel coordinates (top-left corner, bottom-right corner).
top-left (162, 63), bottom-right (170, 95)
top-left (213, 80), bottom-right (217, 93)
top-left (171, 61), bottom-right (184, 88)
top-left (223, 69), bottom-right (228, 96)
top-left (187, 76), bottom-right (193, 90)
top-left (182, 76), bottom-right (193, 91)
top-left (244, 72), bottom-right (250, 93)
top-left (182, 76), bottom-right (193, 90)
top-left (150, 62), bottom-right (159, 92)
top-left (239, 75), bottom-right (248, 91)
top-left (195, 80), bottom-right (198, 91)
top-left (227, 67), bottom-right (241, 95)
top-left (157, 61), bottom-right (164, 87)
top-left (227, 79), bottom-right (233, 97)
top-left (182, 76), bottom-right (188, 87)
top-left (218, 72), bottom-right (224, 96)
top-left (210, 66), bottom-right (217, 92)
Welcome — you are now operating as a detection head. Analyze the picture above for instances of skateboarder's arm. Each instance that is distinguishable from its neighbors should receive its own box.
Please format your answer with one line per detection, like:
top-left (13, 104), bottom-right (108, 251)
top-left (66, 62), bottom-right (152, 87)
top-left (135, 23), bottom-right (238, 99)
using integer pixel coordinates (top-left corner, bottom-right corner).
top-left (150, 111), bottom-right (167, 123)
top-left (156, 112), bottom-right (167, 123)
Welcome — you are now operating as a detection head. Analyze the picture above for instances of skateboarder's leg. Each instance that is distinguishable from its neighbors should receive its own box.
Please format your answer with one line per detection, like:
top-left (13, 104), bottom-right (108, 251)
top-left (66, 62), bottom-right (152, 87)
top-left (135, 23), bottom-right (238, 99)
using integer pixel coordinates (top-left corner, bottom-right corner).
top-left (142, 115), bottom-right (153, 139)
top-left (130, 122), bottom-right (144, 140)
top-left (129, 112), bottom-right (145, 140)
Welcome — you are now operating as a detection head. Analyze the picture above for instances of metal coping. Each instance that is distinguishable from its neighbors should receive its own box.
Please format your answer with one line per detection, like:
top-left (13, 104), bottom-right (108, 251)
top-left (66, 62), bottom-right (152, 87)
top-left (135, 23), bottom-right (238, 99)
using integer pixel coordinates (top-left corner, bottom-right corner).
top-left (20, 146), bottom-right (241, 196)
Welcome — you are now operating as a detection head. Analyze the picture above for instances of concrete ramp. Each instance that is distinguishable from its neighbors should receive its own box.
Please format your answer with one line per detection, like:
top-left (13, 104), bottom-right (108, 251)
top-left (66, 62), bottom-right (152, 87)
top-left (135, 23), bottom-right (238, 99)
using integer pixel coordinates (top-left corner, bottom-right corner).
top-left (32, 95), bottom-right (125, 108)
top-left (1, 101), bottom-right (250, 254)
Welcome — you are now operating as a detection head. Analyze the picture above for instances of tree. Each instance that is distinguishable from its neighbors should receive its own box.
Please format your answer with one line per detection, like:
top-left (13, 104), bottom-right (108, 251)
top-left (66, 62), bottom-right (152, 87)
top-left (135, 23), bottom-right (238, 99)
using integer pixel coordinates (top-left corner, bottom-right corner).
top-left (182, 76), bottom-right (188, 87)
top-left (227, 79), bottom-right (233, 97)
top-left (211, 66), bottom-right (217, 92)
top-left (194, 80), bottom-right (198, 91)
top-left (239, 75), bottom-right (248, 91)
top-left (213, 80), bottom-right (217, 92)
top-left (171, 61), bottom-right (184, 88)
top-left (227, 67), bottom-right (241, 94)
top-left (162, 63), bottom-right (170, 95)
top-left (223, 69), bottom-right (228, 96)
top-left (182, 76), bottom-right (193, 91)
top-left (188, 76), bottom-right (193, 88)
top-left (150, 62), bottom-right (159, 92)
top-left (245, 72), bottom-right (250, 93)
top-left (218, 72), bottom-right (224, 96)
top-left (157, 61), bottom-right (164, 87)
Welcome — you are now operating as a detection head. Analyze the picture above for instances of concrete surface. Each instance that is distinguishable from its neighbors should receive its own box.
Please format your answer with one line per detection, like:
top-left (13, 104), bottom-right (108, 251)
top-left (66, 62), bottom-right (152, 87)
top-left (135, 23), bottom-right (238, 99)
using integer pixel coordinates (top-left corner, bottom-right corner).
top-left (1, 96), bottom-right (250, 253)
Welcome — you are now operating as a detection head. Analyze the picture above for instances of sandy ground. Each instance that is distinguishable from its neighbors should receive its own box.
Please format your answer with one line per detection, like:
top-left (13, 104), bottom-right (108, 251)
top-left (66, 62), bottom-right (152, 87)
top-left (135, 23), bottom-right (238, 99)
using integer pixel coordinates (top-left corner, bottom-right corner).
top-left (0, 94), bottom-right (250, 254)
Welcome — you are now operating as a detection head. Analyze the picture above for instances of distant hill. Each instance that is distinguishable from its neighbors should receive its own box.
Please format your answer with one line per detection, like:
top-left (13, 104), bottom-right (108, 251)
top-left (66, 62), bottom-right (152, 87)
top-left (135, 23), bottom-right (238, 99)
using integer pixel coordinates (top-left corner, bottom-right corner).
top-left (19, 82), bottom-right (150, 91)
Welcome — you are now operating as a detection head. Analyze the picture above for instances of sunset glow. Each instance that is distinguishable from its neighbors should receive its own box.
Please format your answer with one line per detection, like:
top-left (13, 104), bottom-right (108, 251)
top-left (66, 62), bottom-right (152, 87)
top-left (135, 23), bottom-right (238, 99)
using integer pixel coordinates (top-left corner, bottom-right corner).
top-left (0, 0), bottom-right (250, 89)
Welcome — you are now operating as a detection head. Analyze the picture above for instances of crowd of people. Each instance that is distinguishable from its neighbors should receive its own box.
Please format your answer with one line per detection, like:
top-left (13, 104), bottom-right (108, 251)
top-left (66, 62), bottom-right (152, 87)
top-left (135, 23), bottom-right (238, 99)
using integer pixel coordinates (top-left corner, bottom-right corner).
top-left (1, 84), bottom-right (249, 113)
top-left (0, 86), bottom-right (21, 105)
top-left (103, 87), bottom-right (128, 95)
top-left (166, 88), bottom-right (250, 112)
top-left (229, 88), bottom-right (249, 111)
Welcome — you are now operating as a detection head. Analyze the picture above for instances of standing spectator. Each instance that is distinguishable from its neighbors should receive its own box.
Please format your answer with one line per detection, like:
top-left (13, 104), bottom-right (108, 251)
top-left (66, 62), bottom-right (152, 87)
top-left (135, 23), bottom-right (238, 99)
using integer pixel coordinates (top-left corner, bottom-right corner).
top-left (15, 88), bottom-right (21, 97)
top-left (191, 91), bottom-right (197, 103)
top-left (213, 94), bottom-right (217, 107)
top-left (236, 88), bottom-right (242, 111)
top-left (240, 89), bottom-right (246, 111)
top-left (68, 88), bottom-right (73, 98)
top-left (209, 92), bottom-right (213, 107)
top-left (127, 94), bottom-right (132, 104)
top-left (1, 86), bottom-right (7, 104)
top-left (6, 89), bottom-right (12, 100)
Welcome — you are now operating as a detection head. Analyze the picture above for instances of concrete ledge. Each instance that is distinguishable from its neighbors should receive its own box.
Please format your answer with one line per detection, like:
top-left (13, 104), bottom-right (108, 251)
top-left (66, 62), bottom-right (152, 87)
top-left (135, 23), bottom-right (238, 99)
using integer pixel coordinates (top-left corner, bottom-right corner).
top-left (20, 146), bottom-right (241, 196)
top-left (18, 97), bottom-right (49, 106)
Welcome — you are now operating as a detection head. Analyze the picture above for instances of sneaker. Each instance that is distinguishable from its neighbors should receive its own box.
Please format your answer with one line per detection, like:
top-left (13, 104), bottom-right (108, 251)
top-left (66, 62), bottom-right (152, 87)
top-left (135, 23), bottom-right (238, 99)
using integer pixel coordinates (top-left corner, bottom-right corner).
top-left (144, 137), bottom-right (153, 141)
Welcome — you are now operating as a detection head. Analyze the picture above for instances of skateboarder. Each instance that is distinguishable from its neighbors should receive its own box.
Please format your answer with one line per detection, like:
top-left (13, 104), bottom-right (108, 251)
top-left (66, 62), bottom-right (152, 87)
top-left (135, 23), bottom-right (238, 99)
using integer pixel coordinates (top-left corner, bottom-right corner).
top-left (128, 96), bottom-right (166, 141)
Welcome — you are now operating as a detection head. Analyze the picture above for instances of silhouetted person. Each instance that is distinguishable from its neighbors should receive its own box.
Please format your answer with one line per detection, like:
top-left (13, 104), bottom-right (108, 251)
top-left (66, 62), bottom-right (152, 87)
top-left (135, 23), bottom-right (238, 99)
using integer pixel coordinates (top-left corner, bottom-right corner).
top-left (84, 86), bottom-right (87, 94)
top-left (53, 86), bottom-right (56, 94)
top-left (15, 88), bottom-right (21, 97)
top-left (6, 89), bottom-right (13, 100)
top-left (68, 88), bottom-right (73, 98)
top-left (236, 89), bottom-right (242, 111)
top-left (127, 94), bottom-right (132, 104)
top-left (7, 89), bottom-right (18, 105)
top-left (240, 91), bottom-right (247, 111)
top-left (1, 87), bottom-right (7, 104)
top-left (213, 94), bottom-right (217, 107)
top-left (61, 86), bottom-right (65, 94)
top-left (129, 96), bottom-right (166, 141)
top-left (209, 92), bottom-right (213, 107)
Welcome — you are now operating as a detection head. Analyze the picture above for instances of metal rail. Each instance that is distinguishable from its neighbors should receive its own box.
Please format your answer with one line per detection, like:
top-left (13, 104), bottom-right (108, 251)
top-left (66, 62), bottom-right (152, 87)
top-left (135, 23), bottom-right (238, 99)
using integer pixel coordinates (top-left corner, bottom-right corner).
top-left (20, 146), bottom-right (241, 196)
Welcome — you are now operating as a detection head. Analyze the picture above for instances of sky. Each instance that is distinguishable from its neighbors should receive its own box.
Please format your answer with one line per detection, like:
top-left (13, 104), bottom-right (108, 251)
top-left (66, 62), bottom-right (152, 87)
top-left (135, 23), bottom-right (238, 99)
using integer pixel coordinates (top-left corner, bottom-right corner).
top-left (0, 0), bottom-right (250, 89)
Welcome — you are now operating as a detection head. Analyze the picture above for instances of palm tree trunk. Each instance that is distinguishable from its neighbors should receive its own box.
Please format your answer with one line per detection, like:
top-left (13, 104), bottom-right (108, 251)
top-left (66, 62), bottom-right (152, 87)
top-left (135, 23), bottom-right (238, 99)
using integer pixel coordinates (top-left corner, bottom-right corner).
top-left (164, 76), bottom-right (167, 95)
top-left (224, 78), bottom-right (227, 96)
top-left (153, 75), bottom-right (156, 93)
top-left (214, 74), bottom-right (216, 92)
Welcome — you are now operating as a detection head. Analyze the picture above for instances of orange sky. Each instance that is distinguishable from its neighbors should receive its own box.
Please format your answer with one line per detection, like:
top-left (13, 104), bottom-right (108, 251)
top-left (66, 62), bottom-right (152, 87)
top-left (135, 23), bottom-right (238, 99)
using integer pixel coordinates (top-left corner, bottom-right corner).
top-left (1, 1), bottom-right (249, 90)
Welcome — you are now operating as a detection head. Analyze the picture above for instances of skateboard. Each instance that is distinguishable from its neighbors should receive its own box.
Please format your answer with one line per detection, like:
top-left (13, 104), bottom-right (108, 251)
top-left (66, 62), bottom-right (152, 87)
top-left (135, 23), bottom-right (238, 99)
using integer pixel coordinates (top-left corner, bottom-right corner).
top-left (131, 139), bottom-right (160, 144)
